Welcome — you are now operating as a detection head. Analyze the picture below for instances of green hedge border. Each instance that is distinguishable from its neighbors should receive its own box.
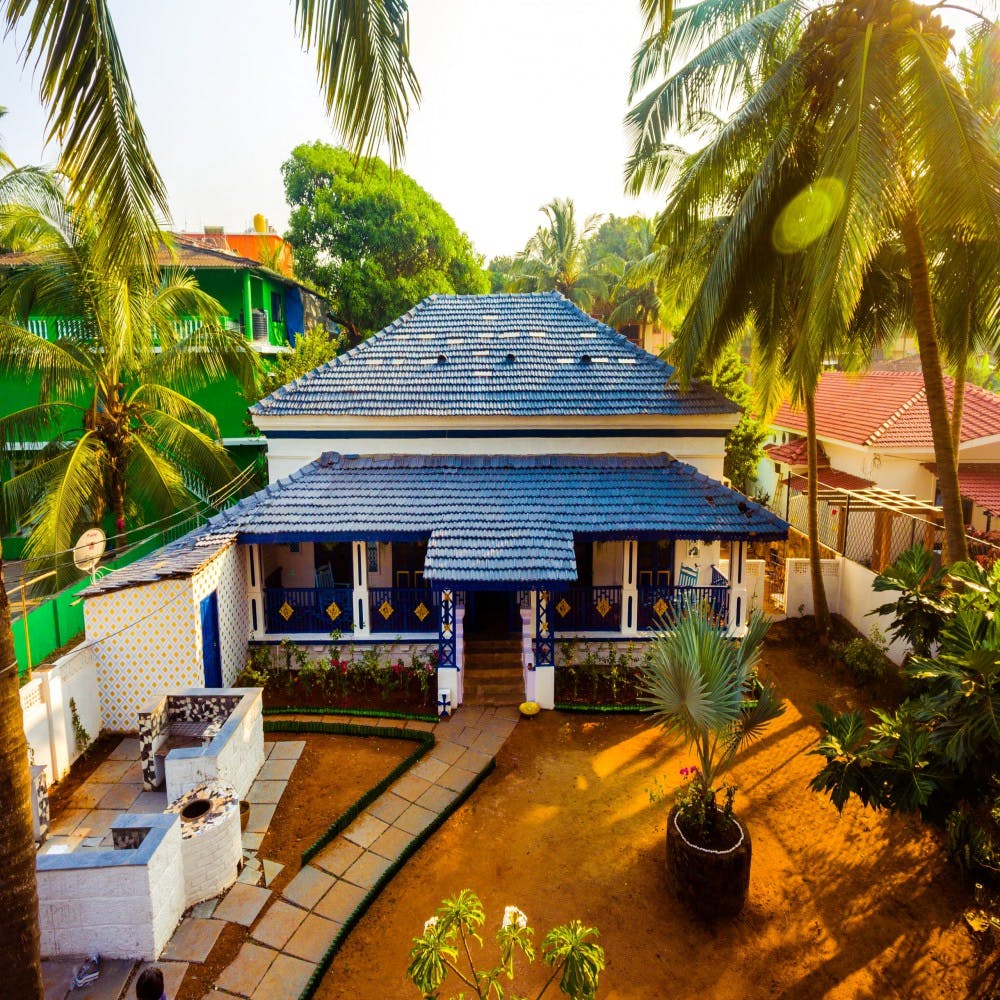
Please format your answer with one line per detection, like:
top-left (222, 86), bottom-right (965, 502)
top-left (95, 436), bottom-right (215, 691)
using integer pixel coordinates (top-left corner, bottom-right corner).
top-left (263, 718), bottom-right (435, 866)
top-left (299, 759), bottom-right (497, 1000)
top-left (264, 705), bottom-right (438, 723)
top-left (555, 702), bottom-right (644, 714)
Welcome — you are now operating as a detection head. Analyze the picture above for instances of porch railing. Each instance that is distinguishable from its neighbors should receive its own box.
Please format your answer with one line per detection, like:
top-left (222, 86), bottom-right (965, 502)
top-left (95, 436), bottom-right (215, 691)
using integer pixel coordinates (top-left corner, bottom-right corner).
top-left (550, 585), bottom-right (622, 632)
top-left (264, 586), bottom-right (354, 634)
top-left (369, 587), bottom-right (439, 634)
top-left (637, 585), bottom-right (729, 630)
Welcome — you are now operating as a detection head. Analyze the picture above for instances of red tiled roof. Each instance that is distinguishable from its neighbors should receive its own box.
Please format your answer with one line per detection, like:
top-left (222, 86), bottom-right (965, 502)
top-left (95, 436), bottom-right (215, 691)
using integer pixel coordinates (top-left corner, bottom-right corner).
top-left (788, 467), bottom-right (875, 492)
top-left (765, 438), bottom-right (828, 467)
top-left (925, 463), bottom-right (1000, 516)
top-left (771, 372), bottom-right (1000, 449)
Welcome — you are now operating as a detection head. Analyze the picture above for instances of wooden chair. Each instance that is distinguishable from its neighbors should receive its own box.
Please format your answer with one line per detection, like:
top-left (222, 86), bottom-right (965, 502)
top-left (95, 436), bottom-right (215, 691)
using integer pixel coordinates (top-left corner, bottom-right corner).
top-left (677, 564), bottom-right (699, 589)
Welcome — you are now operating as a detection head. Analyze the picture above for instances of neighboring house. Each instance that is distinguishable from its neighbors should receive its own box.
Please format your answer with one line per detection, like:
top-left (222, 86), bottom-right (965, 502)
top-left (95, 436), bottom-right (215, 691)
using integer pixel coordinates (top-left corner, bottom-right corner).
top-left (0, 234), bottom-right (330, 464)
top-left (180, 217), bottom-right (295, 278)
top-left (80, 292), bottom-right (786, 724)
top-left (760, 371), bottom-right (1000, 567)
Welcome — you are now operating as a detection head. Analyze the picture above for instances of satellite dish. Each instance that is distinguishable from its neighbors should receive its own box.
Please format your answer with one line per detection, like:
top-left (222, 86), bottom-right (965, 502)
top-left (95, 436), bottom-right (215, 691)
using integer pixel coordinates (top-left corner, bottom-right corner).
top-left (73, 528), bottom-right (107, 576)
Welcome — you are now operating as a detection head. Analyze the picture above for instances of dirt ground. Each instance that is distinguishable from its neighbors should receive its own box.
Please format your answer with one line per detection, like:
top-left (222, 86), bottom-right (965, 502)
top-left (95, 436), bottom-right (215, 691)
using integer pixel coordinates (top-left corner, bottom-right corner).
top-left (318, 630), bottom-right (995, 1000)
top-left (178, 730), bottom-right (413, 999)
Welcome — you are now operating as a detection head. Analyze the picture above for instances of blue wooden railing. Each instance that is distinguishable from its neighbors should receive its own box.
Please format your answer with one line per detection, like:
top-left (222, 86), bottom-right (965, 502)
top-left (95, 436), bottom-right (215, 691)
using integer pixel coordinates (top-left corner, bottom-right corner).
top-left (637, 585), bottom-right (729, 630)
top-left (711, 566), bottom-right (729, 588)
top-left (550, 586), bottom-right (623, 631)
top-left (369, 587), bottom-right (439, 634)
top-left (264, 587), bottom-right (354, 634)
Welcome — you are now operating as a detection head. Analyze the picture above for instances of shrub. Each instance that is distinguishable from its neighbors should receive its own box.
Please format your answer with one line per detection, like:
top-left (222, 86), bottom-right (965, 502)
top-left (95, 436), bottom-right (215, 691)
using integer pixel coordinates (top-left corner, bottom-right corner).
top-left (839, 628), bottom-right (889, 684)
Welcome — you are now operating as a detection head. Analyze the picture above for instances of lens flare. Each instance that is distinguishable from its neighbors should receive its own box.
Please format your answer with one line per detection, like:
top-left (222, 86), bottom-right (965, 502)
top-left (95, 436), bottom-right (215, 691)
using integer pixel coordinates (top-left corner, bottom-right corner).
top-left (772, 178), bottom-right (845, 254)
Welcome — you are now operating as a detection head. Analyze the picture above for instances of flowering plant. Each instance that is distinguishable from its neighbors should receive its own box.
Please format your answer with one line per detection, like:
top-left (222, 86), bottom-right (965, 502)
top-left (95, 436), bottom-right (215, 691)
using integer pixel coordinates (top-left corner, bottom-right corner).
top-left (407, 889), bottom-right (605, 999)
top-left (638, 607), bottom-right (784, 844)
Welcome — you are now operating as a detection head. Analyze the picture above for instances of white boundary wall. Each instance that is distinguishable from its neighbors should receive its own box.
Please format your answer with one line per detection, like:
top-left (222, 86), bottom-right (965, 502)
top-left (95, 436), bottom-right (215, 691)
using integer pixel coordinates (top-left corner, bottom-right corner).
top-left (21, 644), bottom-right (101, 783)
top-left (784, 556), bottom-right (907, 665)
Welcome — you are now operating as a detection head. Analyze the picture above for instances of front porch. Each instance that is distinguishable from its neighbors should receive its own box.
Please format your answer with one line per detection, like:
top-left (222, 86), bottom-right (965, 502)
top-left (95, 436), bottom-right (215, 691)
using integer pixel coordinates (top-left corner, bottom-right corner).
top-left (246, 536), bottom-right (755, 711)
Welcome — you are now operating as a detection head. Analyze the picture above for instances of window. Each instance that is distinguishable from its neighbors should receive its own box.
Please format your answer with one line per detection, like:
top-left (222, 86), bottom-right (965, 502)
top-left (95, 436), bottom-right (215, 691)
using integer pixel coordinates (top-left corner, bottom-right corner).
top-left (270, 291), bottom-right (283, 322)
top-left (367, 542), bottom-right (380, 573)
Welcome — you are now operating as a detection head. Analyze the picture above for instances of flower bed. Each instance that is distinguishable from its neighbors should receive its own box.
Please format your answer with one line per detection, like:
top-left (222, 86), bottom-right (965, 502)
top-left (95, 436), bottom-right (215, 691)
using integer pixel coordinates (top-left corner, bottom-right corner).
top-left (553, 639), bottom-right (649, 707)
top-left (238, 642), bottom-right (437, 715)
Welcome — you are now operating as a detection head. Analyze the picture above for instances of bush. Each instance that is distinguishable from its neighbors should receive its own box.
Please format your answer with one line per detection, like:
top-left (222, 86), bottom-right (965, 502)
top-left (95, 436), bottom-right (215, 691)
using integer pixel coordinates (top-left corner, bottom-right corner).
top-left (838, 628), bottom-right (889, 684)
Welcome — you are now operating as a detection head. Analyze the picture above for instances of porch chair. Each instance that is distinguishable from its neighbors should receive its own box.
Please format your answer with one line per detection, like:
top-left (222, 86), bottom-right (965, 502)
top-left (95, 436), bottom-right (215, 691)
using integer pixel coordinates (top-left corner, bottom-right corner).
top-left (315, 564), bottom-right (334, 588)
top-left (677, 564), bottom-right (699, 589)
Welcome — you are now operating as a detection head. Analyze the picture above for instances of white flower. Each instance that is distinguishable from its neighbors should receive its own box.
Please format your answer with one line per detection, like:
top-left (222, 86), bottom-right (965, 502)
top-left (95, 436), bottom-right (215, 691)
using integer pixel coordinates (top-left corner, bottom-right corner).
top-left (423, 916), bottom-right (439, 934)
top-left (502, 906), bottom-right (528, 930)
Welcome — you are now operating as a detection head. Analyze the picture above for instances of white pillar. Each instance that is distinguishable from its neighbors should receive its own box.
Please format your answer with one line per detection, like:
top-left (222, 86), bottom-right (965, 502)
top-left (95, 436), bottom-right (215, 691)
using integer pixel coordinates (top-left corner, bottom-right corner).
top-left (727, 540), bottom-right (749, 637)
top-left (246, 544), bottom-right (265, 640)
top-left (352, 542), bottom-right (370, 638)
top-left (621, 540), bottom-right (639, 637)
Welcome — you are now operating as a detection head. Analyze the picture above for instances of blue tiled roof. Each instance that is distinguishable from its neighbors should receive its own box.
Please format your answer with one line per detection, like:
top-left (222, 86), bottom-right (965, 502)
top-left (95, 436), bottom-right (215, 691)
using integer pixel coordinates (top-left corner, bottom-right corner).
top-left (251, 292), bottom-right (737, 418)
top-left (139, 453), bottom-right (782, 586)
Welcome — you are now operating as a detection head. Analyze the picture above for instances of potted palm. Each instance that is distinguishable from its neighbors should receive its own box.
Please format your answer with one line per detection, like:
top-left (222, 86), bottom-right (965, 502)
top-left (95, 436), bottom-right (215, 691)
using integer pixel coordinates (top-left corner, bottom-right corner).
top-left (638, 608), bottom-right (784, 919)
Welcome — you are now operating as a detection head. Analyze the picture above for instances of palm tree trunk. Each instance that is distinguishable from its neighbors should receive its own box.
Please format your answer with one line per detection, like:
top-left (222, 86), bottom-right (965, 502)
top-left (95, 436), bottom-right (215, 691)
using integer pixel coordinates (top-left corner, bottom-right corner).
top-left (899, 206), bottom-right (968, 564)
top-left (805, 388), bottom-right (831, 639)
top-left (0, 553), bottom-right (43, 995)
top-left (950, 304), bottom-right (971, 455)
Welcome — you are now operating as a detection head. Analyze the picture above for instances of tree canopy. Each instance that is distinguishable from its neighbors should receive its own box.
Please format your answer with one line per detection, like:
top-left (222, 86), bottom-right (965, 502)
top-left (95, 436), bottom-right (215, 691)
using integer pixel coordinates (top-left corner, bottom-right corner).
top-left (283, 144), bottom-right (488, 339)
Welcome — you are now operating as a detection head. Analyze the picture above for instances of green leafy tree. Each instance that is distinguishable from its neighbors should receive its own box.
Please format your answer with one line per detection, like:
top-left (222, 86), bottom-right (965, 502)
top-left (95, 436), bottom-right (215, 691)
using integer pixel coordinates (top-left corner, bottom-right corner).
top-left (870, 544), bottom-right (950, 657)
top-left (407, 889), bottom-right (605, 1000)
top-left (626, 0), bottom-right (1000, 566)
top-left (284, 143), bottom-right (488, 339)
top-left (487, 254), bottom-right (517, 294)
top-left (509, 198), bottom-right (607, 311)
top-left (262, 325), bottom-right (347, 394)
top-left (0, 174), bottom-right (260, 570)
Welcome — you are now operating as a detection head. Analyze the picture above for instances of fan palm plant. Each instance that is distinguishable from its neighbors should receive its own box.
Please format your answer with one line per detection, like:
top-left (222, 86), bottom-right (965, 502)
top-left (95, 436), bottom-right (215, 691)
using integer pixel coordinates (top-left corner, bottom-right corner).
top-left (509, 198), bottom-right (608, 310)
top-left (638, 608), bottom-right (784, 837)
top-left (626, 0), bottom-right (1000, 564)
top-left (0, 173), bottom-right (261, 575)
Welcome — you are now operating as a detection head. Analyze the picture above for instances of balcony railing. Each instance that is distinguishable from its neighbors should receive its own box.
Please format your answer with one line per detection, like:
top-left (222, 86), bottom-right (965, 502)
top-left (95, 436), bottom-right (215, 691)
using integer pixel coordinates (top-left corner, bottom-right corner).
top-left (549, 586), bottom-right (622, 632)
top-left (264, 586), bottom-right (354, 634)
top-left (369, 587), bottom-right (439, 634)
top-left (637, 585), bottom-right (729, 630)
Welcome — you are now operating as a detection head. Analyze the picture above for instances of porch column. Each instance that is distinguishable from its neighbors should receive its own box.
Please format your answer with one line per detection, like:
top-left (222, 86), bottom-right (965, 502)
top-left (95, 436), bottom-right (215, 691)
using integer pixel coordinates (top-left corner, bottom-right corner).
top-left (246, 544), bottom-right (265, 640)
top-left (621, 540), bottom-right (638, 637)
top-left (727, 540), bottom-right (749, 636)
top-left (352, 542), bottom-right (370, 638)
top-left (437, 589), bottom-right (459, 715)
top-left (532, 589), bottom-right (555, 709)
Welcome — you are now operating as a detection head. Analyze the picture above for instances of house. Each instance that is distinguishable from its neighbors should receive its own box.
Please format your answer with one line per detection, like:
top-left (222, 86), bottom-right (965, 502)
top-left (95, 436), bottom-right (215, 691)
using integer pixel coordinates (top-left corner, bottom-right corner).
top-left (760, 371), bottom-right (1000, 567)
top-left (0, 233), bottom-right (330, 459)
top-left (80, 292), bottom-right (786, 725)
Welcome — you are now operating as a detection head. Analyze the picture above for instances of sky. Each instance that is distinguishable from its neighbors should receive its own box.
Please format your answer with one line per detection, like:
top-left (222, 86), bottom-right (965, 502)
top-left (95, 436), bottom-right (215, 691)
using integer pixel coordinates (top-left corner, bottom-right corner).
top-left (0, 0), bottom-right (665, 261)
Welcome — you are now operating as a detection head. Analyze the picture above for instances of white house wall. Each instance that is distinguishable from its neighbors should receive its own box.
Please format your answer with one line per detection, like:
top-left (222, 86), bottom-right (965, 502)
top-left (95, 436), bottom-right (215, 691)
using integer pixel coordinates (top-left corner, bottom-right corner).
top-left (85, 578), bottom-right (203, 732)
top-left (821, 441), bottom-right (936, 498)
top-left (190, 543), bottom-right (249, 687)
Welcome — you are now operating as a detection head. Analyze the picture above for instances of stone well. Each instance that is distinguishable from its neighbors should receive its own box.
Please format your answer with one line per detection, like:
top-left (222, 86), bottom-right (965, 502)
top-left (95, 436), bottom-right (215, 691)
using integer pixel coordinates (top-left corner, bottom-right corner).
top-left (167, 780), bottom-right (242, 907)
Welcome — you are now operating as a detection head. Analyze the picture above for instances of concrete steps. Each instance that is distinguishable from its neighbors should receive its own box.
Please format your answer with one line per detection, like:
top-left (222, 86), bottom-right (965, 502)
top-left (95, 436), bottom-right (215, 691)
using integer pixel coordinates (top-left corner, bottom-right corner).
top-left (462, 638), bottom-right (524, 704)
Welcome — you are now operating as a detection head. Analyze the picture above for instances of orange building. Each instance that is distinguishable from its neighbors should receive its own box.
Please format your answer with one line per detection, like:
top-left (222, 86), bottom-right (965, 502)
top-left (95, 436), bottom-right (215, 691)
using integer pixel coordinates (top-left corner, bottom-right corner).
top-left (180, 215), bottom-right (295, 278)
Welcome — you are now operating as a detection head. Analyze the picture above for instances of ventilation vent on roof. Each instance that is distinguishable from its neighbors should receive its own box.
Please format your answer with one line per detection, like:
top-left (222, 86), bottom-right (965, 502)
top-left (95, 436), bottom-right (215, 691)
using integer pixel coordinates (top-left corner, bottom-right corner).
top-left (580, 354), bottom-right (592, 365)
top-left (505, 352), bottom-right (516, 363)
top-left (437, 354), bottom-right (447, 364)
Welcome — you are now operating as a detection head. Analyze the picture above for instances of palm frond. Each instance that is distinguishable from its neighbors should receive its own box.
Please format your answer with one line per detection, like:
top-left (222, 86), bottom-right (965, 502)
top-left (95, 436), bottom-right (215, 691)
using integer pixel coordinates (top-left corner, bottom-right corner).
top-left (294, 0), bottom-right (420, 165)
top-left (129, 383), bottom-right (220, 438)
top-left (4, 0), bottom-right (168, 274)
top-left (140, 411), bottom-right (237, 493)
top-left (0, 318), bottom-right (90, 399)
top-left (143, 325), bottom-right (262, 397)
top-left (0, 401), bottom-right (83, 457)
top-left (124, 435), bottom-right (190, 518)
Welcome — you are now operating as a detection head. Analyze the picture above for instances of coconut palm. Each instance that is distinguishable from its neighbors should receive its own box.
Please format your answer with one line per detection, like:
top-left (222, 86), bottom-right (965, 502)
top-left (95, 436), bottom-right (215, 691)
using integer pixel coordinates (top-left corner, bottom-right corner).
top-left (626, 0), bottom-right (1000, 564)
top-left (509, 198), bottom-right (607, 310)
top-left (2, 0), bottom-right (420, 277)
top-left (0, 174), bottom-right (261, 575)
top-left (638, 607), bottom-right (785, 826)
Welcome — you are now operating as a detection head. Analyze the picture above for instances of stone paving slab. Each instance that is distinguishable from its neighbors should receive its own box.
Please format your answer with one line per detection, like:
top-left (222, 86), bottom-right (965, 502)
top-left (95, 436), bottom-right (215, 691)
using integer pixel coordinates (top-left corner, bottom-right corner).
top-left (395, 802), bottom-right (437, 837)
top-left (214, 882), bottom-right (272, 926)
top-left (408, 756), bottom-right (450, 782)
top-left (242, 830), bottom-right (264, 851)
top-left (314, 879), bottom-right (367, 923)
top-left (70, 783), bottom-right (115, 810)
top-left (263, 859), bottom-right (284, 886)
top-left (341, 812), bottom-right (388, 849)
top-left (369, 824), bottom-right (415, 861)
top-left (429, 740), bottom-right (467, 765)
top-left (262, 740), bottom-right (275, 757)
top-left (161, 918), bottom-right (227, 963)
top-left (342, 849), bottom-right (392, 889)
top-left (446, 726), bottom-right (481, 747)
top-left (391, 773), bottom-right (432, 802)
top-left (246, 779), bottom-right (288, 804)
top-left (283, 912), bottom-right (341, 963)
top-left (131, 790), bottom-right (168, 812)
top-left (73, 809), bottom-right (119, 840)
top-left (269, 740), bottom-right (306, 760)
top-left (367, 790), bottom-right (410, 824)
top-left (251, 953), bottom-right (316, 1000)
top-left (41, 956), bottom-right (136, 1000)
top-left (215, 942), bottom-right (278, 997)
top-left (312, 838), bottom-right (363, 877)
top-left (134, 960), bottom-right (187, 999)
top-left (438, 764), bottom-right (481, 793)
top-left (259, 758), bottom-right (296, 781)
top-left (89, 759), bottom-right (136, 783)
top-left (48, 807), bottom-right (90, 837)
top-left (246, 802), bottom-right (277, 833)
top-left (251, 900), bottom-right (309, 950)
top-left (456, 747), bottom-right (493, 772)
top-left (415, 783), bottom-right (458, 814)
top-left (283, 865), bottom-right (335, 909)
top-left (97, 782), bottom-right (141, 811)
top-left (109, 736), bottom-right (141, 759)
top-left (471, 731), bottom-right (509, 755)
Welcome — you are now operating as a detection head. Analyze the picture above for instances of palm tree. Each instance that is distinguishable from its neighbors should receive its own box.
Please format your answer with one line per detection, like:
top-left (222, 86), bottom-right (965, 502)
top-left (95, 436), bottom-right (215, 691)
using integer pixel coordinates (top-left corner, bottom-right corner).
top-left (626, 0), bottom-right (1000, 564)
top-left (0, 174), bottom-right (261, 576)
top-left (509, 198), bottom-right (607, 310)
top-left (1, 0), bottom-right (420, 278)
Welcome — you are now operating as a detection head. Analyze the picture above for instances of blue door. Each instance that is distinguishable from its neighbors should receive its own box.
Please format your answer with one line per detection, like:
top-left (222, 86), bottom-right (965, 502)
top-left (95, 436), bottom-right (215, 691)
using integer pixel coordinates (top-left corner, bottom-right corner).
top-left (200, 591), bottom-right (222, 687)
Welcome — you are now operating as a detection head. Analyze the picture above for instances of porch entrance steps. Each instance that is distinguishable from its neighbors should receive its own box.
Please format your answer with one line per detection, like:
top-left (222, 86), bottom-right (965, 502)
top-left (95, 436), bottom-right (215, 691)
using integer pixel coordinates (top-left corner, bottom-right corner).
top-left (462, 637), bottom-right (524, 706)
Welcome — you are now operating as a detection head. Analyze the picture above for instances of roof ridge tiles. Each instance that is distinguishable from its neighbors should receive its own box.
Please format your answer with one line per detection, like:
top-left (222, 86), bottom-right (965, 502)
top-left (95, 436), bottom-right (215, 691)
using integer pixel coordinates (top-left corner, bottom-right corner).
top-left (865, 385), bottom-right (928, 444)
